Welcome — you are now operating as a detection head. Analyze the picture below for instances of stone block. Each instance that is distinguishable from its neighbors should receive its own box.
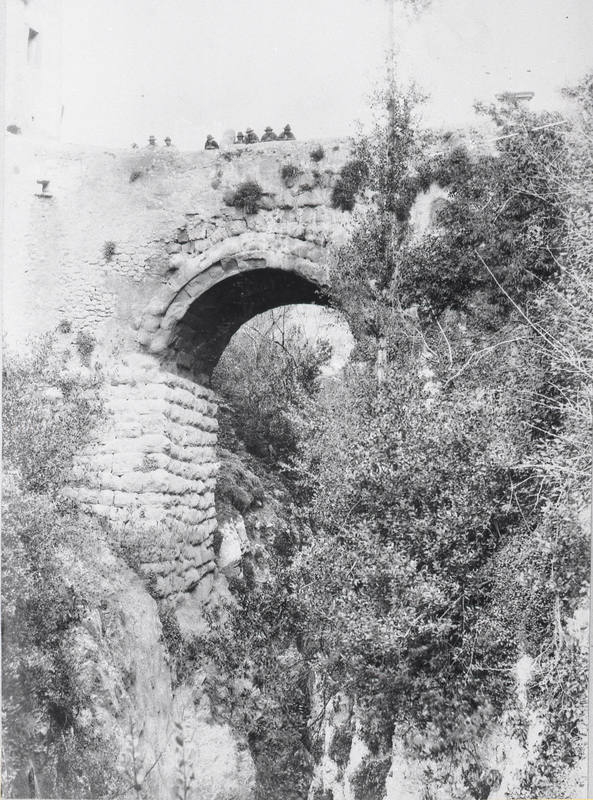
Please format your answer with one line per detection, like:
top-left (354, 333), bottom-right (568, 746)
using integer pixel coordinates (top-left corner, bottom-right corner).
top-left (182, 567), bottom-right (203, 589)
top-left (200, 542), bottom-right (214, 565)
top-left (136, 328), bottom-right (154, 347)
top-left (227, 220), bottom-right (247, 236)
top-left (91, 504), bottom-right (111, 517)
top-left (207, 263), bottom-right (225, 282)
top-left (167, 473), bottom-right (193, 494)
top-left (189, 224), bottom-right (208, 240)
top-left (155, 575), bottom-right (173, 597)
top-left (188, 570), bottom-right (215, 603)
top-left (182, 507), bottom-right (209, 526)
top-left (146, 291), bottom-right (177, 317)
top-left (208, 228), bottom-right (226, 245)
top-left (112, 452), bottom-right (144, 475)
top-left (143, 383), bottom-right (169, 400)
top-left (114, 422), bottom-right (143, 438)
top-left (99, 471), bottom-right (122, 491)
top-left (148, 331), bottom-right (173, 354)
top-left (138, 434), bottom-right (172, 454)
top-left (113, 491), bottom-right (138, 507)
top-left (109, 366), bottom-right (136, 385)
top-left (119, 472), bottom-right (149, 493)
top-left (141, 491), bottom-right (170, 506)
top-left (193, 239), bottom-right (210, 254)
top-left (201, 517), bottom-right (218, 539)
top-left (98, 489), bottom-right (114, 506)
top-left (140, 415), bottom-right (167, 435)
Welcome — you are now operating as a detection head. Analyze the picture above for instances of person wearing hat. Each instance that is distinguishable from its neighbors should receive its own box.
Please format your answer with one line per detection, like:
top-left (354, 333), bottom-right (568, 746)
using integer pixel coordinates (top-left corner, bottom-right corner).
top-left (244, 127), bottom-right (259, 144)
top-left (235, 131), bottom-right (245, 144)
top-left (279, 124), bottom-right (296, 140)
top-left (261, 126), bottom-right (279, 142)
top-left (148, 135), bottom-right (158, 147)
top-left (204, 134), bottom-right (219, 150)
top-left (164, 136), bottom-right (173, 146)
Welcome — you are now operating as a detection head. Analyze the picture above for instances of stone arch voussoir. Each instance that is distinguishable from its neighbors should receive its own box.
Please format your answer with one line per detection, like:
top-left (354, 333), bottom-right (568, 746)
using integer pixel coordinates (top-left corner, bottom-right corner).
top-left (137, 232), bottom-right (330, 373)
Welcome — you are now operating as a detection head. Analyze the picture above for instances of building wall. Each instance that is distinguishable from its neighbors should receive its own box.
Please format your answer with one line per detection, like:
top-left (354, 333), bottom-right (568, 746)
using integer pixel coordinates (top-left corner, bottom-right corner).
top-left (5, 0), bottom-right (63, 139)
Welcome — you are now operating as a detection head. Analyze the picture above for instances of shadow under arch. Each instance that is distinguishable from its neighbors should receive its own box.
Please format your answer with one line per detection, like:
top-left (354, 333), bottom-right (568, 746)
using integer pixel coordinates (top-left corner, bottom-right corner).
top-left (168, 267), bottom-right (331, 383)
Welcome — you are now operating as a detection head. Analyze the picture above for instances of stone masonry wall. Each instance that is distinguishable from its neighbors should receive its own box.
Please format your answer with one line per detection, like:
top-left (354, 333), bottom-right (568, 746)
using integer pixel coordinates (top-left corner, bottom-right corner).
top-left (65, 353), bottom-right (219, 604)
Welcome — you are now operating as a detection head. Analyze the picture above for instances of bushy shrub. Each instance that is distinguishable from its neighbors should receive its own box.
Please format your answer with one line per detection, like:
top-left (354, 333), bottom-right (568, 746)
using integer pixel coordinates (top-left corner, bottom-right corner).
top-left (331, 159), bottom-right (368, 211)
top-left (281, 163), bottom-right (302, 186)
top-left (102, 240), bottom-right (117, 261)
top-left (233, 180), bottom-right (264, 214)
top-left (212, 309), bottom-right (332, 463)
top-left (75, 328), bottom-right (96, 366)
top-left (309, 146), bottom-right (325, 162)
top-left (328, 726), bottom-right (353, 768)
top-left (3, 336), bottom-right (102, 494)
top-left (350, 755), bottom-right (392, 800)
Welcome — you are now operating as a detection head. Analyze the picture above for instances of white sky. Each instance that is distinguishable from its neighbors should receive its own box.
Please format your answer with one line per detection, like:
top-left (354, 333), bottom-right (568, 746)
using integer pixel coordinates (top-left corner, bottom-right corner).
top-left (60, 0), bottom-right (593, 150)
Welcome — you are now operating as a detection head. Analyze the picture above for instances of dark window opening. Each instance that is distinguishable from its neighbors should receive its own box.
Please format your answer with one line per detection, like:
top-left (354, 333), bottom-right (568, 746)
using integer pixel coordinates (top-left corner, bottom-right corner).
top-left (27, 28), bottom-right (39, 66)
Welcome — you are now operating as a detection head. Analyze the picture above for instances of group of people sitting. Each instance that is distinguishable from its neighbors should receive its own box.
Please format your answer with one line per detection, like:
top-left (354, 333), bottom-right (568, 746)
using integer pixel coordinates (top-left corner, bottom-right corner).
top-left (134, 125), bottom-right (296, 151)
top-left (204, 124), bottom-right (296, 149)
top-left (133, 136), bottom-right (174, 148)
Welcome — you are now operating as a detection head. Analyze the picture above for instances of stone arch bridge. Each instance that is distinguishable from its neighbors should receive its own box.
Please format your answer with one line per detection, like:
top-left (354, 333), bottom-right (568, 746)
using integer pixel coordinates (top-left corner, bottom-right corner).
top-left (4, 134), bottom-right (361, 609)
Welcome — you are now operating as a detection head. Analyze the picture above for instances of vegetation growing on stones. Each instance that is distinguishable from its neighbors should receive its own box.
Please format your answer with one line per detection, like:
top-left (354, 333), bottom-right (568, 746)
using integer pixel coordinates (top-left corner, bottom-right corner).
top-left (233, 180), bottom-right (265, 214)
top-left (280, 162), bottom-right (302, 187)
top-left (309, 145), bottom-right (325, 162)
top-left (75, 328), bottom-right (96, 366)
top-left (102, 239), bottom-right (117, 260)
top-left (330, 159), bottom-right (369, 211)
top-left (350, 756), bottom-right (392, 800)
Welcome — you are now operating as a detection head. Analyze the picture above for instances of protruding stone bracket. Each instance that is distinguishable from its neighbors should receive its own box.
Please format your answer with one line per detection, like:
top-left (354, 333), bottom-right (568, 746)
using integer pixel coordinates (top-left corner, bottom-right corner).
top-left (35, 179), bottom-right (52, 198)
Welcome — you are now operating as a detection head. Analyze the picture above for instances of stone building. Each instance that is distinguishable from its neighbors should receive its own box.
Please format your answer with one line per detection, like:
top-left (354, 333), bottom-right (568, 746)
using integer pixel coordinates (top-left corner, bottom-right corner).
top-left (4, 0), bottom-right (63, 139)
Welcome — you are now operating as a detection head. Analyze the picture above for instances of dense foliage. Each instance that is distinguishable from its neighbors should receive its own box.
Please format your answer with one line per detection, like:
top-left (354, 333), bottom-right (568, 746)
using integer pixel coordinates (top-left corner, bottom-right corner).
top-left (2, 336), bottom-right (122, 798)
top-left (210, 81), bottom-right (592, 800)
top-left (213, 308), bottom-right (332, 463)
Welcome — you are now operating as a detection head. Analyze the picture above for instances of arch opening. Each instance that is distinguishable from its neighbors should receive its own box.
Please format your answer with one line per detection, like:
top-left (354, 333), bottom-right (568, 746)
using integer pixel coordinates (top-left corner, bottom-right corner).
top-left (169, 267), bottom-right (330, 382)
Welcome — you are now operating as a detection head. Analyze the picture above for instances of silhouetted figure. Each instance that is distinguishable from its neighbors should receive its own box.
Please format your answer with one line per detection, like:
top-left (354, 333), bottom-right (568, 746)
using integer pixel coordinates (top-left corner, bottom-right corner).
top-left (261, 126), bottom-right (279, 141)
top-left (244, 127), bottom-right (259, 144)
top-left (148, 135), bottom-right (157, 146)
top-left (279, 124), bottom-right (296, 140)
top-left (164, 137), bottom-right (172, 146)
top-left (205, 134), bottom-right (219, 150)
top-left (235, 131), bottom-right (245, 144)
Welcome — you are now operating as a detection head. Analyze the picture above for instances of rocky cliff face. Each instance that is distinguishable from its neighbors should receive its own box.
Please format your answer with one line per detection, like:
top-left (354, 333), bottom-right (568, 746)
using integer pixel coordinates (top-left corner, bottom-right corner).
top-left (55, 537), bottom-right (256, 800)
